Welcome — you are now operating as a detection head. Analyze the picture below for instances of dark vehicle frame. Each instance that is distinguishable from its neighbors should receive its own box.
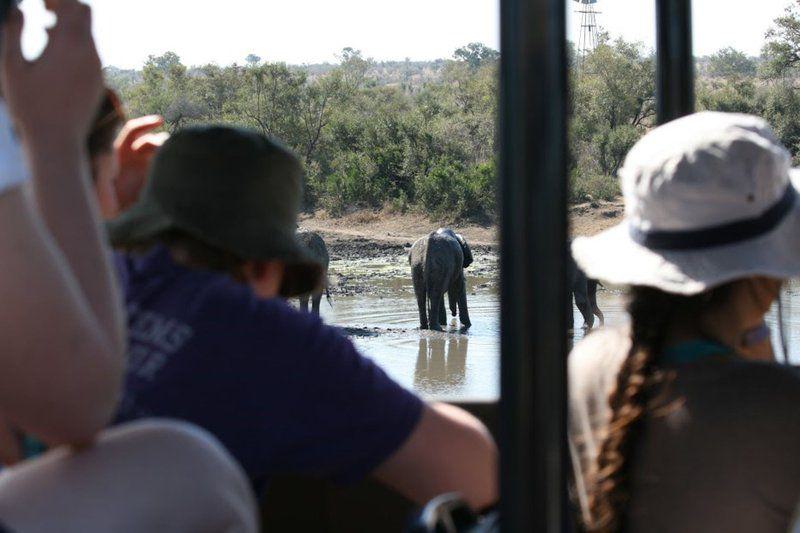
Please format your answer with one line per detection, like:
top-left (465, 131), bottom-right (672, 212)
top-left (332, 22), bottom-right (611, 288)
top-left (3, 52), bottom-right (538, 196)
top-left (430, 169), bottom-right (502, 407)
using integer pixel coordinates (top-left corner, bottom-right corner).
top-left (260, 0), bottom-right (695, 530)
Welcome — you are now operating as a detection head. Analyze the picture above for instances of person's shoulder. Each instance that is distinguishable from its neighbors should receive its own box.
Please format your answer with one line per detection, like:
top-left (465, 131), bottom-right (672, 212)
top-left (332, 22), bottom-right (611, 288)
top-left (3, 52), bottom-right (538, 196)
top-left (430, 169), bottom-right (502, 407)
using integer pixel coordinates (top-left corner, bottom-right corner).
top-left (721, 360), bottom-right (800, 401)
top-left (568, 326), bottom-right (630, 412)
top-left (202, 281), bottom-right (339, 340)
top-left (569, 326), bottom-right (631, 382)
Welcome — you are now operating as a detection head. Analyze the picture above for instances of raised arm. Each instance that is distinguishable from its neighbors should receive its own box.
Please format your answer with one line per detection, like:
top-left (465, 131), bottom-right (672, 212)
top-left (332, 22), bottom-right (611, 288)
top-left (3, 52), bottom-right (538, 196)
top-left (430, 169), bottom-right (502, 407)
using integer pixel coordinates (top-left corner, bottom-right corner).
top-left (0, 3), bottom-right (123, 450)
top-left (6, 0), bottom-right (125, 357)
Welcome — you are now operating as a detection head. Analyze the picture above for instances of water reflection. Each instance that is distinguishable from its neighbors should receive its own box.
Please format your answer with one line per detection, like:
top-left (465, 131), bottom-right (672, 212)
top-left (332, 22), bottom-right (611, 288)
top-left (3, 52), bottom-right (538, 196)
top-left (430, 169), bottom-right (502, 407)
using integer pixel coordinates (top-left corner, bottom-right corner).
top-left (414, 337), bottom-right (468, 394)
top-left (316, 277), bottom-right (800, 401)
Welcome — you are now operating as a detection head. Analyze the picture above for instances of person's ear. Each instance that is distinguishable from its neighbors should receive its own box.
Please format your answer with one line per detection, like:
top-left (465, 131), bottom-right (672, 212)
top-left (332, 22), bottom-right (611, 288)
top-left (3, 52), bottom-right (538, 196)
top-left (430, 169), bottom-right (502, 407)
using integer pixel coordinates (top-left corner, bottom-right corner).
top-left (243, 260), bottom-right (285, 299)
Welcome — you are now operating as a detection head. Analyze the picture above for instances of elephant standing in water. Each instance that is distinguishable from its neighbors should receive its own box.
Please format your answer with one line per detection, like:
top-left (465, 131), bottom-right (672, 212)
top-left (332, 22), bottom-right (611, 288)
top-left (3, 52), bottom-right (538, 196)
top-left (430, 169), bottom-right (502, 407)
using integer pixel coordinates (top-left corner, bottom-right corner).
top-left (567, 249), bottom-right (604, 330)
top-left (409, 228), bottom-right (473, 331)
top-left (297, 230), bottom-right (330, 315)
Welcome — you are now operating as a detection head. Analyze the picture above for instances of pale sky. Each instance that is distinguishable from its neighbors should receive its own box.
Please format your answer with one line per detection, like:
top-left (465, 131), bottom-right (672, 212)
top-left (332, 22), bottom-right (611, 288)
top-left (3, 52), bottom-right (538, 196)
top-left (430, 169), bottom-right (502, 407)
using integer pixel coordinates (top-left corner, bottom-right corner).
top-left (16, 0), bottom-right (794, 68)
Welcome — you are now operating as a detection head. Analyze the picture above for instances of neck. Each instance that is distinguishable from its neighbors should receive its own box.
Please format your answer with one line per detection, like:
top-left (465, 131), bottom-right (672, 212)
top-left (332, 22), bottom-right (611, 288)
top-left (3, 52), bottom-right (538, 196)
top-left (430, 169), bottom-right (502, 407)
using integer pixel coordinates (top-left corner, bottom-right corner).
top-left (669, 307), bottom-right (774, 362)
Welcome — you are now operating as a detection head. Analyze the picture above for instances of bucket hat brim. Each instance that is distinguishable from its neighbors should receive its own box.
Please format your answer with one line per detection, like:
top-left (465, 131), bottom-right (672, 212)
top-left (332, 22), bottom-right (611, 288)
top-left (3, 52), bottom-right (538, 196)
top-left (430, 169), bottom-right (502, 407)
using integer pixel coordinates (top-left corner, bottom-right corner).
top-left (107, 198), bottom-right (324, 298)
top-left (572, 171), bottom-right (800, 295)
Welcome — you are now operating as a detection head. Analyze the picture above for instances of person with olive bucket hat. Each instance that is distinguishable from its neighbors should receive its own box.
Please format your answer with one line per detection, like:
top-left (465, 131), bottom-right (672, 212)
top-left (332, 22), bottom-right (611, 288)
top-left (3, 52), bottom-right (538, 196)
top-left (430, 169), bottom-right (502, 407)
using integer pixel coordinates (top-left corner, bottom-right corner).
top-left (109, 126), bottom-right (498, 509)
top-left (568, 112), bottom-right (800, 533)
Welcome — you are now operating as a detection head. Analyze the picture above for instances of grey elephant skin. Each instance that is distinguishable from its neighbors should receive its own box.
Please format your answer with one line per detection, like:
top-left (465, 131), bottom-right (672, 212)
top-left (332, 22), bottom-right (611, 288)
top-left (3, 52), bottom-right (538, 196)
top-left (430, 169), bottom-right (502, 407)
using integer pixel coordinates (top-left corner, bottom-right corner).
top-left (409, 228), bottom-right (473, 331)
top-left (297, 230), bottom-right (331, 315)
top-left (567, 248), bottom-right (604, 330)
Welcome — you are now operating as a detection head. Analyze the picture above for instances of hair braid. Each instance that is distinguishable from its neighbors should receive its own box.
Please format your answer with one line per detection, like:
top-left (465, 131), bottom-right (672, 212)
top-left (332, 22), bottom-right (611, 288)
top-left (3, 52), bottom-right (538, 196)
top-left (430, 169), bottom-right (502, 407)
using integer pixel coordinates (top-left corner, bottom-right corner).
top-left (586, 284), bottom-right (733, 532)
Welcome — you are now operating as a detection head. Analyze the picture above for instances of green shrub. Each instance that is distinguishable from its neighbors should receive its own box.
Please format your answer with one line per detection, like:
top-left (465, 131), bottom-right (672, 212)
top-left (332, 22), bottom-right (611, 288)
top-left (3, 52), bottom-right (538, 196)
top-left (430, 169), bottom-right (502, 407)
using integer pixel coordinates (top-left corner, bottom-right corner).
top-left (569, 172), bottom-right (620, 203)
top-left (414, 158), bottom-right (496, 220)
top-left (318, 152), bottom-right (385, 216)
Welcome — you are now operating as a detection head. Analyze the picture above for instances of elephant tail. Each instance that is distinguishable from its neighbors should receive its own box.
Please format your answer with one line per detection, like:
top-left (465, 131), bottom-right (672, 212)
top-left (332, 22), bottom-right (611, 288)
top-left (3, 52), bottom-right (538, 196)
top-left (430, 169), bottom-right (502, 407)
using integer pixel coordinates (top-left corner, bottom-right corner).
top-left (325, 285), bottom-right (333, 307)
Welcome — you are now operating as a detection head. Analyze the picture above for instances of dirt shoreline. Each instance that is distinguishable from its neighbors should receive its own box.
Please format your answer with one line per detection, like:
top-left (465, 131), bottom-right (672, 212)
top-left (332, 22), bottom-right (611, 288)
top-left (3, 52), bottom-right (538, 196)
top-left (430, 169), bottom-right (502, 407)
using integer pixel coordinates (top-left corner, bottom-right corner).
top-left (298, 201), bottom-right (623, 297)
top-left (300, 199), bottom-right (623, 256)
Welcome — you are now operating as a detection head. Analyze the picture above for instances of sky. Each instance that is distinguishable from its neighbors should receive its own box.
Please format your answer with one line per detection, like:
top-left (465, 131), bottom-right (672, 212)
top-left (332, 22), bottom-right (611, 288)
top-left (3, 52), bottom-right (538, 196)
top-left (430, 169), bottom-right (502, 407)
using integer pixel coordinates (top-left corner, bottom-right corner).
top-left (16, 0), bottom-right (794, 68)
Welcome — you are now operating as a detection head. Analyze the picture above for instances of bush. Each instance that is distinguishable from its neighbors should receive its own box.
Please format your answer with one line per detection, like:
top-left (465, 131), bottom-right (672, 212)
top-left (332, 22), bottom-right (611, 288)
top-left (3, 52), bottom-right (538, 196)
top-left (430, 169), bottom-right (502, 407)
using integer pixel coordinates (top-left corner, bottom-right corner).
top-left (317, 152), bottom-right (384, 216)
top-left (414, 158), bottom-right (496, 220)
top-left (569, 172), bottom-right (620, 203)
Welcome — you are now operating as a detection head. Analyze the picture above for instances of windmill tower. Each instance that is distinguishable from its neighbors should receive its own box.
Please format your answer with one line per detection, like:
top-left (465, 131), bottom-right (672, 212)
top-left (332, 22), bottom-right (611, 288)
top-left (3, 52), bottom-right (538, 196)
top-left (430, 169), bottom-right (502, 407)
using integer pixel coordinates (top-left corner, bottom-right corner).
top-left (574, 0), bottom-right (600, 56)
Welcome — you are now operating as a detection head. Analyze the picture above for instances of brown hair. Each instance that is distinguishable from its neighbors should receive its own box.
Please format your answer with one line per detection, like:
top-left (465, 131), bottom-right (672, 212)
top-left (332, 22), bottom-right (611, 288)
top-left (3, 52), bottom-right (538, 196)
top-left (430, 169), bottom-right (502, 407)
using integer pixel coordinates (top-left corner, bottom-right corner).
top-left (587, 283), bottom-right (734, 532)
top-left (87, 88), bottom-right (125, 160)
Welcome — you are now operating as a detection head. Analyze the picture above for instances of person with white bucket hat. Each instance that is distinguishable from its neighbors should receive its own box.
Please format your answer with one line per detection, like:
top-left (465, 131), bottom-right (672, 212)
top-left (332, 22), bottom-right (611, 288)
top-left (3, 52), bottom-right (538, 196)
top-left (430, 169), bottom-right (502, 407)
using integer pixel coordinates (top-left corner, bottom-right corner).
top-left (569, 111), bottom-right (800, 532)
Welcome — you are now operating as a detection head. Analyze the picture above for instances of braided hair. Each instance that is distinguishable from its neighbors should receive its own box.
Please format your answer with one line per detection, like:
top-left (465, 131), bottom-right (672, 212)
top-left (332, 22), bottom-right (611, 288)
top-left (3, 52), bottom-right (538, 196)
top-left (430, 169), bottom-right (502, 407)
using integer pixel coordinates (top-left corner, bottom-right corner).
top-left (587, 283), bottom-right (733, 532)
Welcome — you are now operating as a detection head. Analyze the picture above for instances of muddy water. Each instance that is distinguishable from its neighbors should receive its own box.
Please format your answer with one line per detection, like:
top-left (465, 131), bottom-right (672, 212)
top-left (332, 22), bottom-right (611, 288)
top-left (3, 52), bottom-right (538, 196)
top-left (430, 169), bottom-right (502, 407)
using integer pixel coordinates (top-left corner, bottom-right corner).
top-left (319, 272), bottom-right (800, 401)
top-left (319, 267), bottom-right (630, 400)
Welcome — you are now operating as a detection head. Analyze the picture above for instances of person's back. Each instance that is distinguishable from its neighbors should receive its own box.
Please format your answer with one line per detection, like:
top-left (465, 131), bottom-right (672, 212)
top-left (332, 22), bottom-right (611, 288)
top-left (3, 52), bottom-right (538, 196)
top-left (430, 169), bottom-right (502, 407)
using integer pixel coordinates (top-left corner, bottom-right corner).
top-left (568, 111), bottom-right (800, 532)
top-left (570, 326), bottom-right (800, 532)
top-left (115, 244), bottom-right (422, 489)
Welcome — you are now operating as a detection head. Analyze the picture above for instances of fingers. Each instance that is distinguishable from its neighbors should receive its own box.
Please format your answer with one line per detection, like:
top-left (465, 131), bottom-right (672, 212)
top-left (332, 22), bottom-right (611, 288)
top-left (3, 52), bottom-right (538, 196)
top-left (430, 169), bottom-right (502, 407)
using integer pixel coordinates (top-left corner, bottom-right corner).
top-left (131, 132), bottom-right (170, 153)
top-left (115, 116), bottom-right (165, 149)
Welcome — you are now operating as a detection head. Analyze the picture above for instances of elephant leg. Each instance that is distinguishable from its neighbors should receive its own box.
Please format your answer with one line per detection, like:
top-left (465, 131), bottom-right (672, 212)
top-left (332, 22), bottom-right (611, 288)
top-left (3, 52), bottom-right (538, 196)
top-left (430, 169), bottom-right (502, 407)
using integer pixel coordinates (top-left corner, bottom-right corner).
top-left (457, 277), bottom-right (471, 330)
top-left (439, 296), bottom-right (447, 325)
top-left (574, 286), bottom-right (594, 329)
top-left (428, 290), bottom-right (444, 332)
top-left (588, 280), bottom-right (605, 326)
top-left (299, 295), bottom-right (310, 313)
top-left (412, 270), bottom-right (428, 330)
top-left (312, 293), bottom-right (322, 316)
top-left (448, 289), bottom-right (458, 318)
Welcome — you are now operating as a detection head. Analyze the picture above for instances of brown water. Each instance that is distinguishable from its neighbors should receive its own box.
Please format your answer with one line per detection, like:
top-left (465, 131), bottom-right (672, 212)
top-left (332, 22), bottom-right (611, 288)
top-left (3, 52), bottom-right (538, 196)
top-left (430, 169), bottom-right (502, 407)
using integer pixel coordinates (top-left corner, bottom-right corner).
top-left (319, 279), bottom-right (800, 400)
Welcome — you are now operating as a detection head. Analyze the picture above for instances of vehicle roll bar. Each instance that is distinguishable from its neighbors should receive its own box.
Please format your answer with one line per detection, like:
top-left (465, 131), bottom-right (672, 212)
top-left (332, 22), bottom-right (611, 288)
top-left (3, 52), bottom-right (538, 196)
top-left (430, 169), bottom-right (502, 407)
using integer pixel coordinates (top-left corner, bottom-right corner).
top-left (656, 0), bottom-right (694, 123)
top-left (498, 0), bottom-right (569, 530)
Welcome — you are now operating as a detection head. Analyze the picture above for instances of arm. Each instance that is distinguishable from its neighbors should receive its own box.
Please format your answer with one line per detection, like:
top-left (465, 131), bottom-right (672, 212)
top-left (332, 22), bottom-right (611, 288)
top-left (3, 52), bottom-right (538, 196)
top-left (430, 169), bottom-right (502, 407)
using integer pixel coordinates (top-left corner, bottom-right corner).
top-left (0, 2), bottom-right (123, 446)
top-left (372, 402), bottom-right (498, 510)
top-left (10, 1), bottom-right (125, 357)
top-left (0, 187), bottom-right (121, 446)
top-left (6, 1), bottom-right (124, 357)
top-left (27, 131), bottom-right (126, 357)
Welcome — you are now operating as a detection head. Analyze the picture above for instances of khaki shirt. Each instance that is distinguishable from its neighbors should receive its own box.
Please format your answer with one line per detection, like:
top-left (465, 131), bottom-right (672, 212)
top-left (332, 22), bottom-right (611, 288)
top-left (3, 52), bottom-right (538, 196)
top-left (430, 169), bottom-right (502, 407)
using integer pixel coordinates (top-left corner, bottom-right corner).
top-left (569, 326), bottom-right (800, 532)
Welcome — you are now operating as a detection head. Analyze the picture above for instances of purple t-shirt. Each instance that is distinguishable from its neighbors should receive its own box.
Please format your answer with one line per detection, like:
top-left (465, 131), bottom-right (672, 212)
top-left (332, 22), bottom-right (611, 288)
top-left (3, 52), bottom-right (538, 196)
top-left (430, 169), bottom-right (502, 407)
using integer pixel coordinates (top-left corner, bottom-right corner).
top-left (113, 246), bottom-right (424, 490)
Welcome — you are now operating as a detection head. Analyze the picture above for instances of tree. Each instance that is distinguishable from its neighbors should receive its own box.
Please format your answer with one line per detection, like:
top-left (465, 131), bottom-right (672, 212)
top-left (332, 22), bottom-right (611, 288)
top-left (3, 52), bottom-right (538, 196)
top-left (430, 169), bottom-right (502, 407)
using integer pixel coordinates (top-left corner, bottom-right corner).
top-left (707, 47), bottom-right (757, 78)
top-left (453, 42), bottom-right (500, 69)
top-left (763, 1), bottom-right (800, 78)
top-left (571, 38), bottom-right (655, 176)
top-left (126, 52), bottom-right (208, 131)
top-left (245, 54), bottom-right (262, 66)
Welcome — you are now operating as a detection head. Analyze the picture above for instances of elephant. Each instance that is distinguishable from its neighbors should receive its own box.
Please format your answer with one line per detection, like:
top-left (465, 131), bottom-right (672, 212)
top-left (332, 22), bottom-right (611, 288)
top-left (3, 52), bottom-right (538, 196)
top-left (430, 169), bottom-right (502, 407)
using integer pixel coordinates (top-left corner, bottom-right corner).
top-left (567, 248), bottom-right (604, 330)
top-left (297, 230), bottom-right (331, 315)
top-left (409, 228), bottom-right (473, 331)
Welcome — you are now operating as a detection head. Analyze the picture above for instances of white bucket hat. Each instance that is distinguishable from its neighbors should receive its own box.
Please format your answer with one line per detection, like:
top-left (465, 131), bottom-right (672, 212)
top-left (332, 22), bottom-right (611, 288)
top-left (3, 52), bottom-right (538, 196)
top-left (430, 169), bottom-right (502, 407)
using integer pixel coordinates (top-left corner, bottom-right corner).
top-left (572, 111), bottom-right (800, 295)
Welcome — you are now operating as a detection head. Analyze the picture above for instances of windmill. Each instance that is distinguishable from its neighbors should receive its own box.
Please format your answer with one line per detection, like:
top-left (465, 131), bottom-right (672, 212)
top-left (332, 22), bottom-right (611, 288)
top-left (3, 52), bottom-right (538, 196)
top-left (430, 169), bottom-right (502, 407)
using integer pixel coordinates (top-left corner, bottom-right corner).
top-left (574, 0), bottom-right (600, 56)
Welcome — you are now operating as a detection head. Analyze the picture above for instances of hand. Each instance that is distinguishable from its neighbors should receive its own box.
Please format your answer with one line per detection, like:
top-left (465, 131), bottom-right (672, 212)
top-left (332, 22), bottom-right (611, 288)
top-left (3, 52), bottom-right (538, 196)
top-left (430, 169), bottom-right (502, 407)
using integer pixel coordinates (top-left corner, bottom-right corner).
top-left (114, 116), bottom-right (168, 211)
top-left (1, 0), bottom-right (103, 146)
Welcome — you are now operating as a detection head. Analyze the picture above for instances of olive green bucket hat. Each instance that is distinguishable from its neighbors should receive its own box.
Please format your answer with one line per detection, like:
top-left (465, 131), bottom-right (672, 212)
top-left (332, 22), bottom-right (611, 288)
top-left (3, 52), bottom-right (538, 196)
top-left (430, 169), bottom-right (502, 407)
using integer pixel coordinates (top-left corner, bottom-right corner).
top-left (107, 125), bottom-right (323, 298)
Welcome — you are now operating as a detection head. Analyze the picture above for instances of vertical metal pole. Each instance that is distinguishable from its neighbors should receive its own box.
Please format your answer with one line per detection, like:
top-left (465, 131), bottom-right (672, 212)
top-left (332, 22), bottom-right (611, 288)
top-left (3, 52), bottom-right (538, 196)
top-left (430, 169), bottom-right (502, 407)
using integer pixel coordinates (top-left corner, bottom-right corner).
top-left (499, 0), bottom-right (568, 529)
top-left (656, 0), bottom-right (694, 124)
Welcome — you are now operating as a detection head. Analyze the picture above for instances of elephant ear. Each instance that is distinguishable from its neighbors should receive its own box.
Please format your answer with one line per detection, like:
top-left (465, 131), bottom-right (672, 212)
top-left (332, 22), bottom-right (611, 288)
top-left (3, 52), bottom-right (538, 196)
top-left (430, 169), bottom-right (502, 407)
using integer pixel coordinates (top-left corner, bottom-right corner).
top-left (457, 234), bottom-right (473, 268)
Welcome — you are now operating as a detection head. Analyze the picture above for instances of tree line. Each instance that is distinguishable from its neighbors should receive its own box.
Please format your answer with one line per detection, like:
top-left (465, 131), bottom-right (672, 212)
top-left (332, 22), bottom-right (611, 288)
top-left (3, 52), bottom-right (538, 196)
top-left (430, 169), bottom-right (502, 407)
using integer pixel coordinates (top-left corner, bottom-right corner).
top-left (106, 2), bottom-right (800, 221)
top-left (107, 44), bottom-right (497, 221)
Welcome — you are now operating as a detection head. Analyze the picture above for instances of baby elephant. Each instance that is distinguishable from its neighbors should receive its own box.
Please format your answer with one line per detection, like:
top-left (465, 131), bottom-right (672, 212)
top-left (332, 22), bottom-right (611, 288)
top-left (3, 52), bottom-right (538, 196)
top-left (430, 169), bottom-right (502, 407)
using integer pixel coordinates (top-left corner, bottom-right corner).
top-left (297, 230), bottom-right (331, 315)
top-left (410, 228), bottom-right (473, 331)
